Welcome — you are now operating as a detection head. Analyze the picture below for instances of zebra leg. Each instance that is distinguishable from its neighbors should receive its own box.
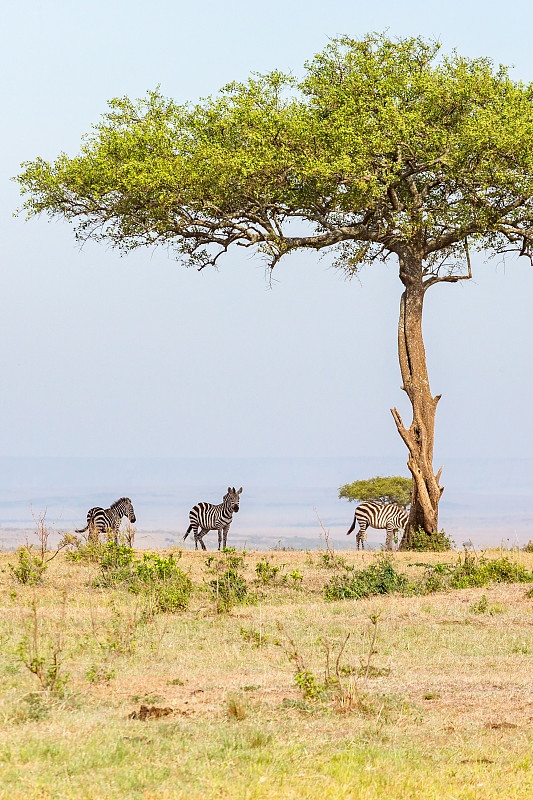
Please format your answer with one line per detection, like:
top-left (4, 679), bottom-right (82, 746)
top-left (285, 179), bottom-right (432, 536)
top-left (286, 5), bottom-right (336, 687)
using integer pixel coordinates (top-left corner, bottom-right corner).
top-left (217, 529), bottom-right (223, 551)
top-left (385, 524), bottom-right (394, 551)
top-left (222, 524), bottom-right (230, 550)
top-left (356, 522), bottom-right (368, 550)
top-left (191, 526), bottom-right (200, 549)
top-left (197, 529), bottom-right (208, 551)
top-left (88, 523), bottom-right (98, 545)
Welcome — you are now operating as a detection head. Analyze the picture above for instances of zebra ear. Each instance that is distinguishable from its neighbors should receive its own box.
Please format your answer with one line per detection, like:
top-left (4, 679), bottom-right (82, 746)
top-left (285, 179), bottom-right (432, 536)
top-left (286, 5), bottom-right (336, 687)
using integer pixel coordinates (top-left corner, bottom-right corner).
top-left (238, 487), bottom-right (242, 494)
top-left (228, 487), bottom-right (231, 493)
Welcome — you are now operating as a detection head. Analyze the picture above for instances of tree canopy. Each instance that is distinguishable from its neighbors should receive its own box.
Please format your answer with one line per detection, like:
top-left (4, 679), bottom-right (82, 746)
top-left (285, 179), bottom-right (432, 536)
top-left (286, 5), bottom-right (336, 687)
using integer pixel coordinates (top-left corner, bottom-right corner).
top-left (17, 34), bottom-right (533, 271)
top-left (339, 476), bottom-right (412, 508)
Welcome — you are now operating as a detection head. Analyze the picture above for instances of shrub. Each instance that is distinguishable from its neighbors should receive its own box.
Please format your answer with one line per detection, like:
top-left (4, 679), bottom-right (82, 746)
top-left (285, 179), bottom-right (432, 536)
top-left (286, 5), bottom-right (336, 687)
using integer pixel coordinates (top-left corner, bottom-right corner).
top-left (9, 546), bottom-right (47, 585)
top-left (324, 555), bottom-right (410, 601)
top-left (206, 550), bottom-right (253, 613)
top-left (255, 557), bottom-right (281, 584)
top-left (449, 554), bottom-right (533, 588)
top-left (100, 542), bottom-right (135, 571)
top-left (64, 537), bottom-right (105, 562)
top-left (523, 541), bottom-right (533, 553)
top-left (133, 552), bottom-right (183, 583)
top-left (283, 569), bottom-right (303, 585)
top-left (92, 546), bottom-right (194, 611)
top-left (318, 551), bottom-right (348, 570)
top-left (294, 669), bottom-right (326, 700)
top-left (419, 553), bottom-right (533, 593)
top-left (407, 527), bottom-right (453, 551)
top-left (86, 664), bottom-right (116, 683)
top-left (469, 594), bottom-right (489, 614)
top-left (210, 569), bottom-right (249, 612)
top-left (240, 626), bottom-right (269, 647)
top-left (16, 599), bottom-right (68, 697)
top-left (147, 574), bottom-right (193, 613)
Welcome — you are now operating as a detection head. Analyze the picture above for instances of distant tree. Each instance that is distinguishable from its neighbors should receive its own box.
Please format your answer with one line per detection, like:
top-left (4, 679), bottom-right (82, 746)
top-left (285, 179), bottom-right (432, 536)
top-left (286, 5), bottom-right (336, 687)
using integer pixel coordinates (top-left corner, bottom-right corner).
top-left (339, 476), bottom-right (412, 508)
top-left (15, 34), bottom-right (533, 543)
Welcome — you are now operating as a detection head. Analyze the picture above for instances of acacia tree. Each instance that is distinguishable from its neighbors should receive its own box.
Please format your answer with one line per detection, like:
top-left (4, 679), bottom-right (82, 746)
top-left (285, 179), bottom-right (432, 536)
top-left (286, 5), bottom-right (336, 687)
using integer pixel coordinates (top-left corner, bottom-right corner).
top-left (339, 476), bottom-right (412, 508)
top-left (16, 34), bottom-right (533, 544)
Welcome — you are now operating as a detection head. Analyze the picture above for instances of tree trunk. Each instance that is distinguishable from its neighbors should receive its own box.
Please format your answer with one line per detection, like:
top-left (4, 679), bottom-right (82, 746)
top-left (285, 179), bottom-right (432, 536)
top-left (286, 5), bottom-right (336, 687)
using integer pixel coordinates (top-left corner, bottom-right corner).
top-left (390, 255), bottom-right (444, 547)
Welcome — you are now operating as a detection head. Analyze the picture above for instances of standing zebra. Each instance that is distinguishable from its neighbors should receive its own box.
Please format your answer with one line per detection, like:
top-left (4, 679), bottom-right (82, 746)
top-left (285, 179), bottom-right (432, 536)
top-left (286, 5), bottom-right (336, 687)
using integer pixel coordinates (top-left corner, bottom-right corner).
top-left (346, 501), bottom-right (408, 550)
top-left (76, 497), bottom-right (136, 544)
top-left (183, 487), bottom-right (242, 551)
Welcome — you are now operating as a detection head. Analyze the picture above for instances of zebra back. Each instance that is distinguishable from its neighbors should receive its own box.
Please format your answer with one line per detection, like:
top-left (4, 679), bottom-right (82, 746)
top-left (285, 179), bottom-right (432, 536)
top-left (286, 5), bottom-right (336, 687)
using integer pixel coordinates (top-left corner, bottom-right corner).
top-left (184, 487), bottom-right (243, 550)
top-left (188, 487), bottom-right (241, 532)
top-left (355, 501), bottom-right (408, 530)
top-left (76, 497), bottom-right (136, 537)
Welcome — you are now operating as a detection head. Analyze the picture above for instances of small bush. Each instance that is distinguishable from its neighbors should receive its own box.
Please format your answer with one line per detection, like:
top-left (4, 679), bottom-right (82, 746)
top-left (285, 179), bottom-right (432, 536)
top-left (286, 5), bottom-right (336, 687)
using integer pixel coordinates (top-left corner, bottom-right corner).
top-left (324, 555), bottom-right (409, 600)
top-left (211, 570), bottom-right (249, 612)
top-left (100, 542), bottom-right (135, 571)
top-left (255, 557), bottom-right (280, 584)
top-left (133, 552), bottom-right (183, 583)
top-left (318, 551), bottom-right (348, 570)
top-left (93, 548), bottom-right (193, 611)
top-left (469, 594), bottom-right (489, 614)
top-left (469, 594), bottom-right (505, 615)
top-left (146, 574), bottom-right (193, 613)
top-left (64, 537), bottom-right (105, 562)
top-left (240, 626), bottom-right (269, 647)
top-left (86, 664), bottom-right (116, 683)
top-left (450, 554), bottom-right (533, 588)
top-left (283, 569), bottom-right (303, 585)
top-left (407, 527), bottom-right (453, 551)
top-left (16, 599), bottom-right (68, 697)
top-left (420, 553), bottom-right (533, 593)
top-left (206, 551), bottom-right (253, 613)
top-left (294, 669), bottom-right (326, 700)
top-left (9, 547), bottom-right (47, 585)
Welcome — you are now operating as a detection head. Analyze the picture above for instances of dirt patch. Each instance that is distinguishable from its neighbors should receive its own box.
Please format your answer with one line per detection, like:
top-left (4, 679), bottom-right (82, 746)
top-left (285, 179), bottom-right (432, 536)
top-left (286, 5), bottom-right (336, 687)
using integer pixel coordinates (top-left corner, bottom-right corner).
top-left (128, 705), bottom-right (174, 720)
top-left (484, 721), bottom-right (518, 730)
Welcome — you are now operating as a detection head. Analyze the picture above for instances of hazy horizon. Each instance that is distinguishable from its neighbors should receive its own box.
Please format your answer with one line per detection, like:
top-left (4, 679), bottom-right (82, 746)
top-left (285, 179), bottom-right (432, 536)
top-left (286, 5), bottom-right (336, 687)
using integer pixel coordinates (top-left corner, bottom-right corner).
top-left (1, 456), bottom-right (532, 551)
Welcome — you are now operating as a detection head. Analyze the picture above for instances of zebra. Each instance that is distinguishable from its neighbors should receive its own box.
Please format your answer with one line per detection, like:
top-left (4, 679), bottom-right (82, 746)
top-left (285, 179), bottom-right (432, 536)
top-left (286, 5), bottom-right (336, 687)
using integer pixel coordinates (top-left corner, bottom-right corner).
top-left (76, 497), bottom-right (136, 545)
top-left (346, 501), bottom-right (409, 550)
top-left (183, 487), bottom-right (242, 551)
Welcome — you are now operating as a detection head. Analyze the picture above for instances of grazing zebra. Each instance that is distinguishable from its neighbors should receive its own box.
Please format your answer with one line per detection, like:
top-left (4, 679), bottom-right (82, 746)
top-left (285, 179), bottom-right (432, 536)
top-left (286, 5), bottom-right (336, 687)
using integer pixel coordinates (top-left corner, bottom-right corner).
top-left (76, 497), bottom-right (136, 544)
top-left (183, 487), bottom-right (242, 551)
top-left (346, 501), bottom-right (409, 550)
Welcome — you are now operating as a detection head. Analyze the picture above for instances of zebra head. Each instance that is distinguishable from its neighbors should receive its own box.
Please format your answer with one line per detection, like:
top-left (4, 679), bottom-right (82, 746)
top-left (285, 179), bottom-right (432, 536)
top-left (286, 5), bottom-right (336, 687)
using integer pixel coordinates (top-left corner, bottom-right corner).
top-left (225, 486), bottom-right (242, 513)
top-left (116, 497), bottom-right (136, 524)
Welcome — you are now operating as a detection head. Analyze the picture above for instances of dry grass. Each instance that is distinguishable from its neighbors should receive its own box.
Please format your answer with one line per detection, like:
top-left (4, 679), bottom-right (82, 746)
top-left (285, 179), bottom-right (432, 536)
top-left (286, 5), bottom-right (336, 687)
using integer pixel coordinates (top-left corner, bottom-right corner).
top-left (0, 546), bottom-right (532, 798)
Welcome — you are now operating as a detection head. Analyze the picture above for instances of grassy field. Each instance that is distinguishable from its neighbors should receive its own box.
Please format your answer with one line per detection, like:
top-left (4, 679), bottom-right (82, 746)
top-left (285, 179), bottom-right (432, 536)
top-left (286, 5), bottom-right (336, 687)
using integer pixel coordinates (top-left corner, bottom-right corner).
top-left (1, 545), bottom-right (533, 799)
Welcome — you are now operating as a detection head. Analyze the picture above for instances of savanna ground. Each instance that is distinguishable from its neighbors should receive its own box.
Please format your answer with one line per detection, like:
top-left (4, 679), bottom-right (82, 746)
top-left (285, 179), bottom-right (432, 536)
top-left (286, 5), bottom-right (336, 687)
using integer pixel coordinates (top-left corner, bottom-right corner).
top-left (1, 543), bottom-right (533, 800)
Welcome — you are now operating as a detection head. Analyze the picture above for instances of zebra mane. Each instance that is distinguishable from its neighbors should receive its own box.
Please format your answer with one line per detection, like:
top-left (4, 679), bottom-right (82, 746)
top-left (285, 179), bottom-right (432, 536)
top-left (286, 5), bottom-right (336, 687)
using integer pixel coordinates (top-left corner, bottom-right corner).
top-left (111, 497), bottom-right (131, 507)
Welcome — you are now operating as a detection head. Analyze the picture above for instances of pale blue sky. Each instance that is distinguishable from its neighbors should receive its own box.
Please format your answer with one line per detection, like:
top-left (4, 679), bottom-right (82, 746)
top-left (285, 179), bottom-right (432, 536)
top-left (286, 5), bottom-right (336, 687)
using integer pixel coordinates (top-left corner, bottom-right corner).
top-left (3, 0), bottom-right (533, 465)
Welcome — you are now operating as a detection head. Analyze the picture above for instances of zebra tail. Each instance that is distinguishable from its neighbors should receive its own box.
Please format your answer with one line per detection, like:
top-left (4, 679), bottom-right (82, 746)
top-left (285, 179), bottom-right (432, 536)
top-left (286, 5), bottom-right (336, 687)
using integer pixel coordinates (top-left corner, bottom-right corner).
top-left (346, 515), bottom-right (356, 535)
top-left (183, 524), bottom-right (193, 541)
top-left (75, 525), bottom-right (89, 534)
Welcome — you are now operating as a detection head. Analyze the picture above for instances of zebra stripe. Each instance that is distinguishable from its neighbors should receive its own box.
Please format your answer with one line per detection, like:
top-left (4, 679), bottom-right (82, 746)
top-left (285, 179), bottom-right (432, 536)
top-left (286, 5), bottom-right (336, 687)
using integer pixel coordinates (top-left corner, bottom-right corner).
top-left (183, 487), bottom-right (242, 550)
top-left (76, 497), bottom-right (136, 544)
top-left (346, 501), bottom-right (409, 550)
